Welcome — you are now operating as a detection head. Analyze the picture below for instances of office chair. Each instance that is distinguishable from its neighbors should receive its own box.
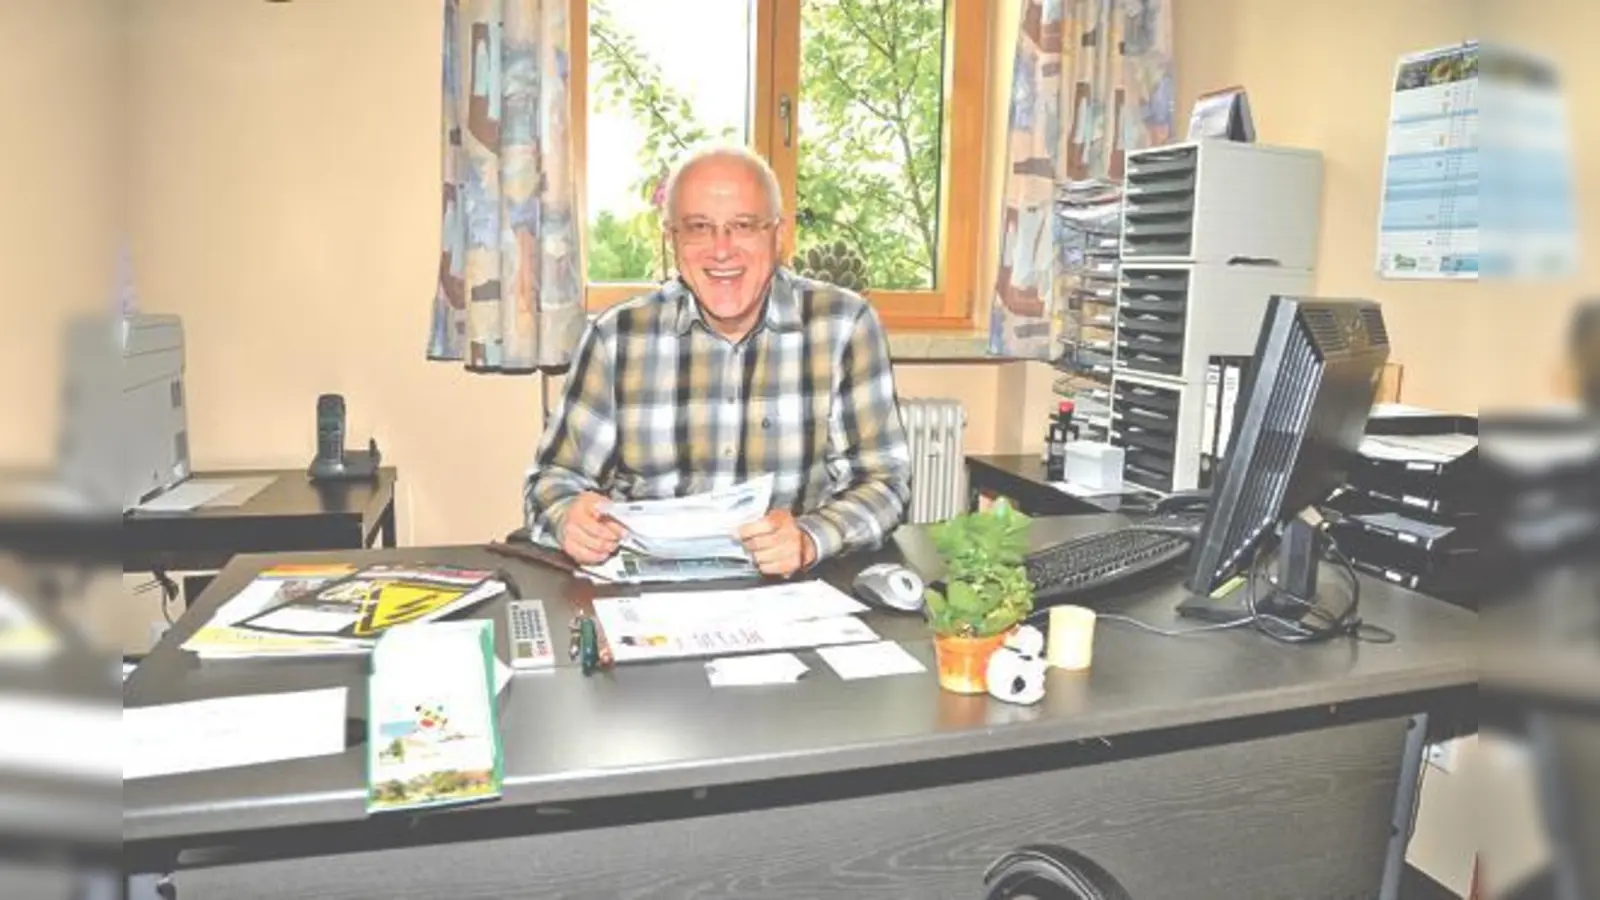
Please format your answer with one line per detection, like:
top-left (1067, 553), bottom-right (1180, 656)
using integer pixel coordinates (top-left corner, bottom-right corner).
top-left (981, 844), bottom-right (1133, 900)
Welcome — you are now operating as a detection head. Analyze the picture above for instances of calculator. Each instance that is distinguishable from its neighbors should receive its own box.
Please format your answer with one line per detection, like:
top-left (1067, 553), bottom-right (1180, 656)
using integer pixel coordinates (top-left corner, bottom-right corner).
top-left (506, 599), bottom-right (556, 670)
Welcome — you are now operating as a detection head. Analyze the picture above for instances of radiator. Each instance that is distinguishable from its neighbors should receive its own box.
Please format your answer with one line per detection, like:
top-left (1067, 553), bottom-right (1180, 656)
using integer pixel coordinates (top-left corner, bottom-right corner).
top-left (899, 398), bottom-right (967, 524)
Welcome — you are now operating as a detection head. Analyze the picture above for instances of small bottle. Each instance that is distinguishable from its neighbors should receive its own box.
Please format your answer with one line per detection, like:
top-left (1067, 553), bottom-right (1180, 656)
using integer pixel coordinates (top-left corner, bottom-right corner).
top-left (1046, 400), bottom-right (1074, 481)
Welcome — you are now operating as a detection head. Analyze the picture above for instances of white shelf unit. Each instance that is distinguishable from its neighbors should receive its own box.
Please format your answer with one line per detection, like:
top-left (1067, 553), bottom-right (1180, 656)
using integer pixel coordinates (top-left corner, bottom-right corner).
top-left (1109, 140), bottom-right (1325, 495)
top-left (1120, 140), bottom-right (1324, 269)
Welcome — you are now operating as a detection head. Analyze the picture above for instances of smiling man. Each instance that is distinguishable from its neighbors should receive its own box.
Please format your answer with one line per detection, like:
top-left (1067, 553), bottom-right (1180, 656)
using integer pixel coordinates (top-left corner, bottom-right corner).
top-left (524, 145), bottom-right (912, 577)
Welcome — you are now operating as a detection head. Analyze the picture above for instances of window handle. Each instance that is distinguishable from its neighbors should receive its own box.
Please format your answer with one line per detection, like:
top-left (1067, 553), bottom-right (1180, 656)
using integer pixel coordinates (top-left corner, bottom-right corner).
top-left (778, 93), bottom-right (793, 148)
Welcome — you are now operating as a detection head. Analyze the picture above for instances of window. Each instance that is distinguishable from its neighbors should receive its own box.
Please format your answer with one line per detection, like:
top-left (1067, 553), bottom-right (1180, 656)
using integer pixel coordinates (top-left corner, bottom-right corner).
top-left (574, 0), bottom-right (988, 330)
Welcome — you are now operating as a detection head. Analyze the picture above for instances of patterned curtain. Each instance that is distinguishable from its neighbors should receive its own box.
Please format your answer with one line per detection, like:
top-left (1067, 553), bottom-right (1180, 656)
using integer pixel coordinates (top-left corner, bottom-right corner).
top-left (987, 0), bottom-right (1176, 358)
top-left (427, 0), bottom-right (587, 372)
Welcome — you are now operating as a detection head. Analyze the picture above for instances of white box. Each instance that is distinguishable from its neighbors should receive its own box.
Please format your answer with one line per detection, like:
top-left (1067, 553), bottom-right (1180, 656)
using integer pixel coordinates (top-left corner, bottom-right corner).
top-left (1064, 442), bottom-right (1125, 492)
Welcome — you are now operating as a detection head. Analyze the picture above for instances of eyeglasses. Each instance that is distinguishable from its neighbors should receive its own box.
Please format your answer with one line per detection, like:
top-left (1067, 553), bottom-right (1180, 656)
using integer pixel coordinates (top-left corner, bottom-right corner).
top-left (670, 216), bottom-right (778, 246)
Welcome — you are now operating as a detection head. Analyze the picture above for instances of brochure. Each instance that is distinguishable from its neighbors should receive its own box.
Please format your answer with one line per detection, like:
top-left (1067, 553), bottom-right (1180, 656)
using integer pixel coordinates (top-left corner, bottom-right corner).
top-left (237, 564), bottom-right (504, 643)
top-left (367, 619), bottom-right (503, 814)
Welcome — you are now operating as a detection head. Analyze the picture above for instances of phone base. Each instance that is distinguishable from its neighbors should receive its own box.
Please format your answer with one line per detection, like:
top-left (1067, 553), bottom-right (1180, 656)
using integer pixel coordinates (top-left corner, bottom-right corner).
top-left (309, 440), bottom-right (382, 482)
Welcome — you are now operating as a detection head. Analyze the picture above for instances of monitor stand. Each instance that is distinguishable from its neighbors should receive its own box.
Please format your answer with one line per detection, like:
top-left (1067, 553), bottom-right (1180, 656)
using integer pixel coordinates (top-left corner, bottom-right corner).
top-left (1176, 517), bottom-right (1325, 623)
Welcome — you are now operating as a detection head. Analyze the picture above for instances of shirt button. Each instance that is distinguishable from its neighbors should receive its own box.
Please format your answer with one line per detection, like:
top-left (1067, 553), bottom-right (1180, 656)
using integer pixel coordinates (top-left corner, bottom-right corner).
top-left (723, 447), bottom-right (734, 458)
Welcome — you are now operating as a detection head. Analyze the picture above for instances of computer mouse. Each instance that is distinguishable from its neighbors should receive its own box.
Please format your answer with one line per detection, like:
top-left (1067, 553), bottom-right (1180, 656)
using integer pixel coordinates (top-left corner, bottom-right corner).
top-left (852, 563), bottom-right (925, 613)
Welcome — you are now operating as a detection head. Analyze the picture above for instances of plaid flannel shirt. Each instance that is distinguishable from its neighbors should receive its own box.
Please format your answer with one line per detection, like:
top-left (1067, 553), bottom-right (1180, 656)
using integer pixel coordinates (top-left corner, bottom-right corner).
top-left (524, 268), bottom-right (912, 564)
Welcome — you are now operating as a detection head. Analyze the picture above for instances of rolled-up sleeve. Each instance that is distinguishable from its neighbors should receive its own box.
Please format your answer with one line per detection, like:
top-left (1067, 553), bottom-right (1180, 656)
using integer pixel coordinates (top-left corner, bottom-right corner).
top-left (797, 304), bottom-right (911, 562)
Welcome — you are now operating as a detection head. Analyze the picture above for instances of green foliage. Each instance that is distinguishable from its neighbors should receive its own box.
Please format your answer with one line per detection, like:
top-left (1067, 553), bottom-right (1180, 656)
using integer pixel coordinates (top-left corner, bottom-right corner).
top-left (796, 0), bottom-right (944, 290)
top-left (583, 0), bottom-right (944, 290)
top-left (922, 500), bottom-right (1035, 638)
top-left (588, 210), bottom-right (659, 282)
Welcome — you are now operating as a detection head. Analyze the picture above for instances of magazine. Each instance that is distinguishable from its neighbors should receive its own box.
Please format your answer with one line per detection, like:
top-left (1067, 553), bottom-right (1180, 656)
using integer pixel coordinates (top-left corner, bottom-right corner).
top-left (181, 564), bottom-right (362, 659)
top-left (237, 564), bottom-right (504, 643)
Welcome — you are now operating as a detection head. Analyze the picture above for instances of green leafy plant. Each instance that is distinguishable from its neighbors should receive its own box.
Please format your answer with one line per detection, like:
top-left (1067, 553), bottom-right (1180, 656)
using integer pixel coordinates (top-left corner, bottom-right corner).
top-left (923, 500), bottom-right (1035, 638)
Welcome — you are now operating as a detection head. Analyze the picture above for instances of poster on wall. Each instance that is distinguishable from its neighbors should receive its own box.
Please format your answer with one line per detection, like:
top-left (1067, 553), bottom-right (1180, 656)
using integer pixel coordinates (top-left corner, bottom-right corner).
top-left (1376, 41), bottom-right (1481, 280)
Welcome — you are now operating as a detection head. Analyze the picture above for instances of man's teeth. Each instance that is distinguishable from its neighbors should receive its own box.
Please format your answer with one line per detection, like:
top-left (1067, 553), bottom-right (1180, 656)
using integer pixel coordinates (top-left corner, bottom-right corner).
top-left (706, 268), bottom-right (744, 279)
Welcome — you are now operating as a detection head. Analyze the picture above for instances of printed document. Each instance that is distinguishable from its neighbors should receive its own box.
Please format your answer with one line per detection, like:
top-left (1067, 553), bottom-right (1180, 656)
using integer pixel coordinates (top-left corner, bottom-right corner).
top-left (124, 687), bottom-right (348, 780)
top-left (592, 581), bottom-right (877, 664)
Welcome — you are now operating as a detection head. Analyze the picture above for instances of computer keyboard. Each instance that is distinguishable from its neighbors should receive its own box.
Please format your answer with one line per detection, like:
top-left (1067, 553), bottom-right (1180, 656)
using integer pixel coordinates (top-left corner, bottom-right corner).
top-left (1023, 522), bottom-right (1198, 603)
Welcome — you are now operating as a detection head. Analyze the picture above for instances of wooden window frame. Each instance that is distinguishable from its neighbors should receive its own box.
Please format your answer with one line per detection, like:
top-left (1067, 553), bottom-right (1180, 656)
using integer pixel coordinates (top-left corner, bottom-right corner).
top-left (573, 0), bottom-right (987, 331)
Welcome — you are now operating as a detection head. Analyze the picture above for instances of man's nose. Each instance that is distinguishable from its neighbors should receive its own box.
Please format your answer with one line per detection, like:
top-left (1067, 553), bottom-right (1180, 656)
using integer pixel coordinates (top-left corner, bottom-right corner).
top-left (711, 227), bottom-right (736, 256)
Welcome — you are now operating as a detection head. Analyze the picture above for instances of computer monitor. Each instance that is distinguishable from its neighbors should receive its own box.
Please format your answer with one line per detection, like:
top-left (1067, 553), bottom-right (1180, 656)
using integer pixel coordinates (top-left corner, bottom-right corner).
top-left (1176, 295), bottom-right (1391, 622)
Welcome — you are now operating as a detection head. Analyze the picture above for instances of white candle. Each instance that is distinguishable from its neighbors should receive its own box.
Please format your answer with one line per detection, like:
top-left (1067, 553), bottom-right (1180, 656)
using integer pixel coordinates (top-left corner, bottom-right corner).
top-left (1046, 605), bottom-right (1097, 671)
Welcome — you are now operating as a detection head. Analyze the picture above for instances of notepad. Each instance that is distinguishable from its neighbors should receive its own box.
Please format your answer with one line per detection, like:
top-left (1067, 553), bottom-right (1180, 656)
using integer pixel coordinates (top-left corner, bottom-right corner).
top-left (816, 641), bottom-right (927, 681)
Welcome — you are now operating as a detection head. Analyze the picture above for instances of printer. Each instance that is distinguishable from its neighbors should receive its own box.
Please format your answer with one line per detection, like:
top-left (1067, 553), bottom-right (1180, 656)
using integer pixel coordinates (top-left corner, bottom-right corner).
top-left (57, 314), bottom-right (191, 511)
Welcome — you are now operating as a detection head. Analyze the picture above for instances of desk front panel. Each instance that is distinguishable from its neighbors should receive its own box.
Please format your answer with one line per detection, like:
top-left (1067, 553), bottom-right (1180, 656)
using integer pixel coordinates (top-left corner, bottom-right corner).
top-left (167, 717), bottom-right (1406, 900)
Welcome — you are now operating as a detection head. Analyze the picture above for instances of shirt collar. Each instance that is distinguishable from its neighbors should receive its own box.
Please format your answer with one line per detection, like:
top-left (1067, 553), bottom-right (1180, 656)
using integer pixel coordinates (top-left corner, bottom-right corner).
top-left (670, 267), bottom-right (803, 337)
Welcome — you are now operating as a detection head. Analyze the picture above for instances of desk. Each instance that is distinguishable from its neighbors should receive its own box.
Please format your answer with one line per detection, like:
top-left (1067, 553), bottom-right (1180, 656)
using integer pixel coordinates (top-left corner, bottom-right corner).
top-left (123, 515), bottom-right (1476, 899)
top-left (966, 453), bottom-right (1145, 516)
top-left (123, 467), bottom-right (399, 575)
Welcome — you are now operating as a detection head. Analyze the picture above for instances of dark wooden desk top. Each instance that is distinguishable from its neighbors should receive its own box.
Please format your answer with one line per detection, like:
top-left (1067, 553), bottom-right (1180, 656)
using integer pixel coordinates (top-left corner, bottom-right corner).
top-left (122, 467), bottom-right (398, 571)
top-left (123, 467), bottom-right (396, 524)
top-left (966, 454), bottom-right (1145, 514)
top-left (123, 514), bottom-right (1477, 856)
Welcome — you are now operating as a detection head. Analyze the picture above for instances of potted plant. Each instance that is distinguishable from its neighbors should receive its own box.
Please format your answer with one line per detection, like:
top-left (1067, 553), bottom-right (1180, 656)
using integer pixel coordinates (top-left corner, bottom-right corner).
top-left (922, 499), bottom-right (1036, 694)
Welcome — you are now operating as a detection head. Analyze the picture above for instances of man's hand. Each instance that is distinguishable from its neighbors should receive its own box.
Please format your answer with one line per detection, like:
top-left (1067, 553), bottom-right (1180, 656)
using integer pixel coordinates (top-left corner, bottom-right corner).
top-left (738, 510), bottom-right (817, 577)
top-left (559, 492), bottom-right (625, 565)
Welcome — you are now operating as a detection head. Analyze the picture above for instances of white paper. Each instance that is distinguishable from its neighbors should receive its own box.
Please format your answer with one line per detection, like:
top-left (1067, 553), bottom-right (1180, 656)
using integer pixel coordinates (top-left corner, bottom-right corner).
top-left (1050, 481), bottom-right (1121, 499)
top-left (135, 479), bottom-right (237, 512)
top-left (705, 652), bottom-right (809, 687)
top-left (244, 606), bottom-right (362, 634)
top-left (817, 641), bottom-right (927, 681)
top-left (606, 475), bottom-right (773, 560)
top-left (124, 687), bottom-right (348, 780)
top-left (206, 475), bottom-right (277, 507)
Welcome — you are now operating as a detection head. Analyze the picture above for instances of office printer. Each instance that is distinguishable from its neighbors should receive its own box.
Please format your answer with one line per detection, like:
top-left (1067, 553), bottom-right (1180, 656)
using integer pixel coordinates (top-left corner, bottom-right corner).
top-left (57, 314), bottom-right (191, 511)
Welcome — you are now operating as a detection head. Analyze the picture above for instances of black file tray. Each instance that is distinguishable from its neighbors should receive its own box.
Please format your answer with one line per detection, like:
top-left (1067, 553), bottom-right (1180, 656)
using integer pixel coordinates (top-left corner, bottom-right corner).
top-left (1350, 414), bottom-right (1480, 513)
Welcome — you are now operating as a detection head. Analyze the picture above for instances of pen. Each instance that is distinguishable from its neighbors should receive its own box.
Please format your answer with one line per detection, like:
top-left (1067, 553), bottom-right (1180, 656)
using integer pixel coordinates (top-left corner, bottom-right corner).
top-left (570, 614), bottom-right (610, 675)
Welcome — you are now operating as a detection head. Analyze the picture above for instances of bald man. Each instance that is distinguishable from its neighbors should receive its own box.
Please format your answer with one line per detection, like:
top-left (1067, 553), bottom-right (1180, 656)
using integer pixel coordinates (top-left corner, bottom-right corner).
top-left (524, 146), bottom-right (912, 577)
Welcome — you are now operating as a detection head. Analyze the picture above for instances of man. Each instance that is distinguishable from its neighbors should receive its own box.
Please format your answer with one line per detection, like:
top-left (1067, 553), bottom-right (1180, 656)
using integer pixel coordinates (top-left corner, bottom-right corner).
top-left (524, 145), bottom-right (912, 577)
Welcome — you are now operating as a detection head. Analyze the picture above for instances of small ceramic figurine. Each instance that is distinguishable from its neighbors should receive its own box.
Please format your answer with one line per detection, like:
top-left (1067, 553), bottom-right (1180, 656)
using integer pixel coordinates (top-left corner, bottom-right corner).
top-left (987, 624), bottom-right (1048, 705)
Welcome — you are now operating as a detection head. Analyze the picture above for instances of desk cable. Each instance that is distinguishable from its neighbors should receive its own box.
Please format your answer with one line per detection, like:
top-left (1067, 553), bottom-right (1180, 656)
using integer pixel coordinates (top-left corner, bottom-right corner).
top-left (1025, 524), bottom-right (1396, 644)
top-left (1241, 525), bottom-right (1396, 645)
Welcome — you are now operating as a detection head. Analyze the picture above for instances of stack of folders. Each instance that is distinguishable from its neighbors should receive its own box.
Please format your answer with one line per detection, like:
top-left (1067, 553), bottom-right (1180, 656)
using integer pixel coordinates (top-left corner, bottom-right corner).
top-left (1052, 179), bottom-right (1125, 442)
top-left (1324, 409), bottom-right (1484, 608)
top-left (1198, 355), bottom-right (1253, 489)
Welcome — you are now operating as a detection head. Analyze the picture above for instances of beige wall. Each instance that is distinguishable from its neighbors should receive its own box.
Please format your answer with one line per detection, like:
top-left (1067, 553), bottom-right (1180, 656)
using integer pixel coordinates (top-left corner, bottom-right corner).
top-left (115, 0), bottom-right (1596, 549)
top-left (1175, 0), bottom-right (1595, 413)
top-left (0, 0), bottom-right (123, 467)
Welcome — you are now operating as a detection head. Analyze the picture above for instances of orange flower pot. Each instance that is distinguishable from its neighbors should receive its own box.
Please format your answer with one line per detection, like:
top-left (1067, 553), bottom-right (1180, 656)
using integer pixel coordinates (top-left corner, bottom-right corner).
top-left (932, 630), bottom-right (1011, 694)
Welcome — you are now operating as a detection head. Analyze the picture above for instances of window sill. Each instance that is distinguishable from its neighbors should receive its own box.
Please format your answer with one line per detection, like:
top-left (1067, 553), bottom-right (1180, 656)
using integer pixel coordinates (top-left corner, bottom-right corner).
top-left (887, 330), bottom-right (1000, 362)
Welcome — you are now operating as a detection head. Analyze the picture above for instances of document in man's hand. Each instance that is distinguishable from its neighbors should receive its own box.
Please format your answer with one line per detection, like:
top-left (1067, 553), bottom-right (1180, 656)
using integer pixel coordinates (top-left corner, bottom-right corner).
top-left (606, 474), bottom-right (774, 561)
